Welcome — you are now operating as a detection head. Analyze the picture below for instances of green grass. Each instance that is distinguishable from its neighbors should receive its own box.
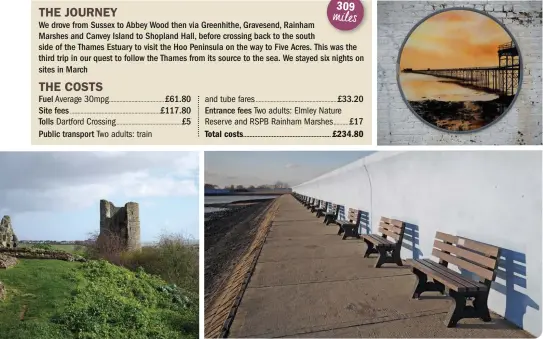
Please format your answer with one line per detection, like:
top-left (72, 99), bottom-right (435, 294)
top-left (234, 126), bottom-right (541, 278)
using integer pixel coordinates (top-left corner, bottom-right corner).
top-left (0, 259), bottom-right (78, 338)
top-left (0, 259), bottom-right (198, 339)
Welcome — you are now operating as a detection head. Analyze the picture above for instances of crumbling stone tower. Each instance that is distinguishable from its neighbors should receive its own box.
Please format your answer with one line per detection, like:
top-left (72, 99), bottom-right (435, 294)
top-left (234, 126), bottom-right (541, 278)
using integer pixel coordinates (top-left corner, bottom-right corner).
top-left (99, 200), bottom-right (141, 251)
top-left (0, 216), bottom-right (18, 248)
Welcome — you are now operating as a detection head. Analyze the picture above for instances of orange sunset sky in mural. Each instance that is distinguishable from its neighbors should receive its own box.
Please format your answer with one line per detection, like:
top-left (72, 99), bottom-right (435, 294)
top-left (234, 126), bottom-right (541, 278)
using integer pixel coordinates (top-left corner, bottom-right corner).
top-left (399, 10), bottom-right (513, 70)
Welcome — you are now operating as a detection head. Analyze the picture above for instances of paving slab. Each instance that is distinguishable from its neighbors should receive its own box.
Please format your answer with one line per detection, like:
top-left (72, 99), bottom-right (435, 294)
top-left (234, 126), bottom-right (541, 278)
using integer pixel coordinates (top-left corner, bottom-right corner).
top-left (295, 313), bottom-right (531, 338)
top-left (250, 256), bottom-right (412, 288)
top-left (267, 223), bottom-right (336, 238)
top-left (225, 195), bottom-right (532, 338)
top-left (259, 240), bottom-right (365, 262)
top-left (231, 274), bottom-right (451, 337)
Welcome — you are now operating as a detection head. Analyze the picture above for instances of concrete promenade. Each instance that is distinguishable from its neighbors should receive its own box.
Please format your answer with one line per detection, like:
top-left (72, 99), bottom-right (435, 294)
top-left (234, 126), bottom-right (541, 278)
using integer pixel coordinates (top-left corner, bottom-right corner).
top-left (228, 195), bottom-right (531, 338)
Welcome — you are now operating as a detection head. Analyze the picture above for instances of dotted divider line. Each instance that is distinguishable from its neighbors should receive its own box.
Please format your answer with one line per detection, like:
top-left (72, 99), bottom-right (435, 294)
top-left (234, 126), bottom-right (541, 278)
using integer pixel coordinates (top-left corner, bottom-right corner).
top-left (109, 100), bottom-right (165, 103)
top-left (255, 100), bottom-right (337, 103)
top-left (70, 112), bottom-right (160, 115)
top-left (243, 135), bottom-right (333, 138)
top-left (116, 123), bottom-right (189, 126)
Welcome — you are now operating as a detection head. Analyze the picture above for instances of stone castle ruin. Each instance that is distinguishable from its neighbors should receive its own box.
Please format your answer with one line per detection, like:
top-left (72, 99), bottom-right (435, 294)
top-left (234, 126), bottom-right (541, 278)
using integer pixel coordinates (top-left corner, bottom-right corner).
top-left (0, 216), bottom-right (18, 248)
top-left (99, 200), bottom-right (141, 251)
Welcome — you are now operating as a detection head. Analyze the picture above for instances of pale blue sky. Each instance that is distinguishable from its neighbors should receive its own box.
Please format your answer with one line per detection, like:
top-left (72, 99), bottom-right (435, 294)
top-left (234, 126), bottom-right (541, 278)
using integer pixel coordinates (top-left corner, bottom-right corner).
top-left (205, 151), bottom-right (374, 187)
top-left (0, 152), bottom-right (199, 242)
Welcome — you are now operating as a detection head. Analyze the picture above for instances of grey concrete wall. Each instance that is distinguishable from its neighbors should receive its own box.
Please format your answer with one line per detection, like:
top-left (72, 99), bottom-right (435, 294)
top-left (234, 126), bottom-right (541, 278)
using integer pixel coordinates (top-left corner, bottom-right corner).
top-left (292, 151), bottom-right (542, 336)
top-left (377, 1), bottom-right (542, 145)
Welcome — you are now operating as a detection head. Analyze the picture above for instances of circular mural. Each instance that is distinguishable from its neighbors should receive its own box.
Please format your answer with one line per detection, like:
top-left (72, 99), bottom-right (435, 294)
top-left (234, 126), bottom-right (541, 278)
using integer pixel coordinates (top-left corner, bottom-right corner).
top-left (397, 8), bottom-right (522, 132)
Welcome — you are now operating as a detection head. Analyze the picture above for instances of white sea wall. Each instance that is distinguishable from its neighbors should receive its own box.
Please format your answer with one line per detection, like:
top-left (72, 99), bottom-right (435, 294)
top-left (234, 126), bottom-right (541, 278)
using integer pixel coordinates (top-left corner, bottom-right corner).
top-left (293, 151), bottom-right (542, 336)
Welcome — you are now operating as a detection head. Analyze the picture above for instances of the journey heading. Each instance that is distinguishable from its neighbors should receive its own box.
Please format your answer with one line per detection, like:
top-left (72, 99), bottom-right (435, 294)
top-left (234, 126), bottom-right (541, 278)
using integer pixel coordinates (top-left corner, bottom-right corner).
top-left (39, 8), bottom-right (118, 17)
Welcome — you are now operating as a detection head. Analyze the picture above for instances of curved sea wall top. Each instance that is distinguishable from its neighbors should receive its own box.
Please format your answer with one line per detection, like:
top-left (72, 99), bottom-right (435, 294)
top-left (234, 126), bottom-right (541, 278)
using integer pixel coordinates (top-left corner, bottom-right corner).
top-left (292, 151), bottom-right (542, 336)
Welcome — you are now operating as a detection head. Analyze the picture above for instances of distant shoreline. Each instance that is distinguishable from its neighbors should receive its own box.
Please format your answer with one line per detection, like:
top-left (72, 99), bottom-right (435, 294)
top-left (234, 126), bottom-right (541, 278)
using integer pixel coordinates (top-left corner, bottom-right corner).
top-left (204, 197), bottom-right (276, 209)
top-left (204, 192), bottom-right (288, 196)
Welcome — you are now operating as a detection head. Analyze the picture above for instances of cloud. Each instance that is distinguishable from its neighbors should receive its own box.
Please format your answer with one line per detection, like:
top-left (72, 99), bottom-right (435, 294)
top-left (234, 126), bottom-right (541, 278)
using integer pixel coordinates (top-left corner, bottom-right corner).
top-left (400, 9), bottom-right (512, 69)
top-left (0, 152), bottom-right (198, 214)
top-left (285, 163), bottom-right (299, 169)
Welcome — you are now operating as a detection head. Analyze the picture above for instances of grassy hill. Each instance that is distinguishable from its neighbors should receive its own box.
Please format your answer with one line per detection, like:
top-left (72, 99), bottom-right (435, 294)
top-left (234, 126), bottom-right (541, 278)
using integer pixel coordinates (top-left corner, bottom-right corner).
top-left (0, 259), bottom-right (198, 339)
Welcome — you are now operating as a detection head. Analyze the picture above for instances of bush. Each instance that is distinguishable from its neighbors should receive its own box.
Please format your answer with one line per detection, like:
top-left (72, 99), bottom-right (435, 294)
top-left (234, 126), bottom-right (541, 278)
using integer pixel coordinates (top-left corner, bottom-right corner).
top-left (52, 260), bottom-right (198, 339)
top-left (121, 234), bottom-right (198, 293)
top-left (83, 232), bottom-right (198, 294)
top-left (32, 243), bottom-right (54, 251)
top-left (83, 231), bottom-right (126, 264)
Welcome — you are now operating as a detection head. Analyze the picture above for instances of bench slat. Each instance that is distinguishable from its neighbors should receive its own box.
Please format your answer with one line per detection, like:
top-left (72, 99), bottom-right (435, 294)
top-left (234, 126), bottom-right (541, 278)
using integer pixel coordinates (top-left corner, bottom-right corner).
top-left (422, 259), bottom-right (487, 291)
top-left (409, 259), bottom-right (473, 292)
top-left (379, 221), bottom-right (403, 235)
top-left (362, 234), bottom-right (382, 245)
top-left (431, 249), bottom-right (495, 281)
top-left (390, 219), bottom-right (404, 227)
top-left (378, 227), bottom-right (400, 241)
top-left (348, 209), bottom-right (358, 221)
top-left (433, 240), bottom-right (496, 269)
top-left (435, 232), bottom-right (499, 258)
top-left (381, 217), bottom-right (404, 227)
top-left (363, 234), bottom-right (393, 246)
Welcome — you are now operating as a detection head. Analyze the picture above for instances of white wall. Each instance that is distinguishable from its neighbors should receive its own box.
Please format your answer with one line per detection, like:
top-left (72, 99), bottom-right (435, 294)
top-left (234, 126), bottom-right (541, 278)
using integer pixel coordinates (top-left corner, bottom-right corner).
top-left (293, 151), bottom-right (542, 336)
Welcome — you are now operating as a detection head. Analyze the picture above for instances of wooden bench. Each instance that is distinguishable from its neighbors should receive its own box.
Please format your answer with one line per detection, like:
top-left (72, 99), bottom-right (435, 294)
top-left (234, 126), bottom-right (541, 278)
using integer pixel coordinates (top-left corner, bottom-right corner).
top-left (406, 232), bottom-right (500, 328)
top-left (323, 203), bottom-right (339, 225)
top-left (362, 218), bottom-right (405, 268)
top-left (315, 201), bottom-right (329, 218)
top-left (309, 200), bottom-right (322, 213)
top-left (304, 197), bottom-right (314, 209)
top-left (336, 208), bottom-right (360, 240)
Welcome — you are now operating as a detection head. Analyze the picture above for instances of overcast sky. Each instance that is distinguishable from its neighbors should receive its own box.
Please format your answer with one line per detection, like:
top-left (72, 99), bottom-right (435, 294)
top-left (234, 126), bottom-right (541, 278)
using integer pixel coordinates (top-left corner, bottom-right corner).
top-left (0, 151), bottom-right (199, 242)
top-left (205, 151), bottom-right (374, 187)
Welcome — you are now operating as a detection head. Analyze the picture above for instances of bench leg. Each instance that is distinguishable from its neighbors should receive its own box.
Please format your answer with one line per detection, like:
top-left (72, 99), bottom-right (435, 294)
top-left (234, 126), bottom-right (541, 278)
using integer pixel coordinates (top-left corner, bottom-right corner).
top-left (411, 268), bottom-right (427, 299)
top-left (342, 226), bottom-right (351, 239)
top-left (337, 225), bottom-right (344, 235)
top-left (473, 292), bottom-right (491, 322)
top-left (342, 226), bottom-right (361, 240)
top-left (444, 290), bottom-right (467, 328)
top-left (392, 249), bottom-right (403, 266)
top-left (363, 239), bottom-right (377, 258)
top-left (374, 246), bottom-right (388, 268)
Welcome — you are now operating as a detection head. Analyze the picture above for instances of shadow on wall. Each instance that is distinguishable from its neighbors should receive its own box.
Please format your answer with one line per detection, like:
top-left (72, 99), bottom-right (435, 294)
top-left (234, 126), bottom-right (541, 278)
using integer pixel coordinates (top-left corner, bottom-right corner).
top-left (459, 247), bottom-right (540, 333)
top-left (402, 223), bottom-right (423, 259)
top-left (358, 210), bottom-right (370, 235)
top-left (494, 248), bottom-right (540, 332)
top-left (337, 205), bottom-right (346, 222)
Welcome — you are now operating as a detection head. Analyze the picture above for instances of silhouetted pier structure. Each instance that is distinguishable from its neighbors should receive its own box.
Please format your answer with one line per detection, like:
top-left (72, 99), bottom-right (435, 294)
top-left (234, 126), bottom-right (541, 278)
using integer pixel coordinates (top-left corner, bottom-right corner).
top-left (403, 41), bottom-right (520, 97)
